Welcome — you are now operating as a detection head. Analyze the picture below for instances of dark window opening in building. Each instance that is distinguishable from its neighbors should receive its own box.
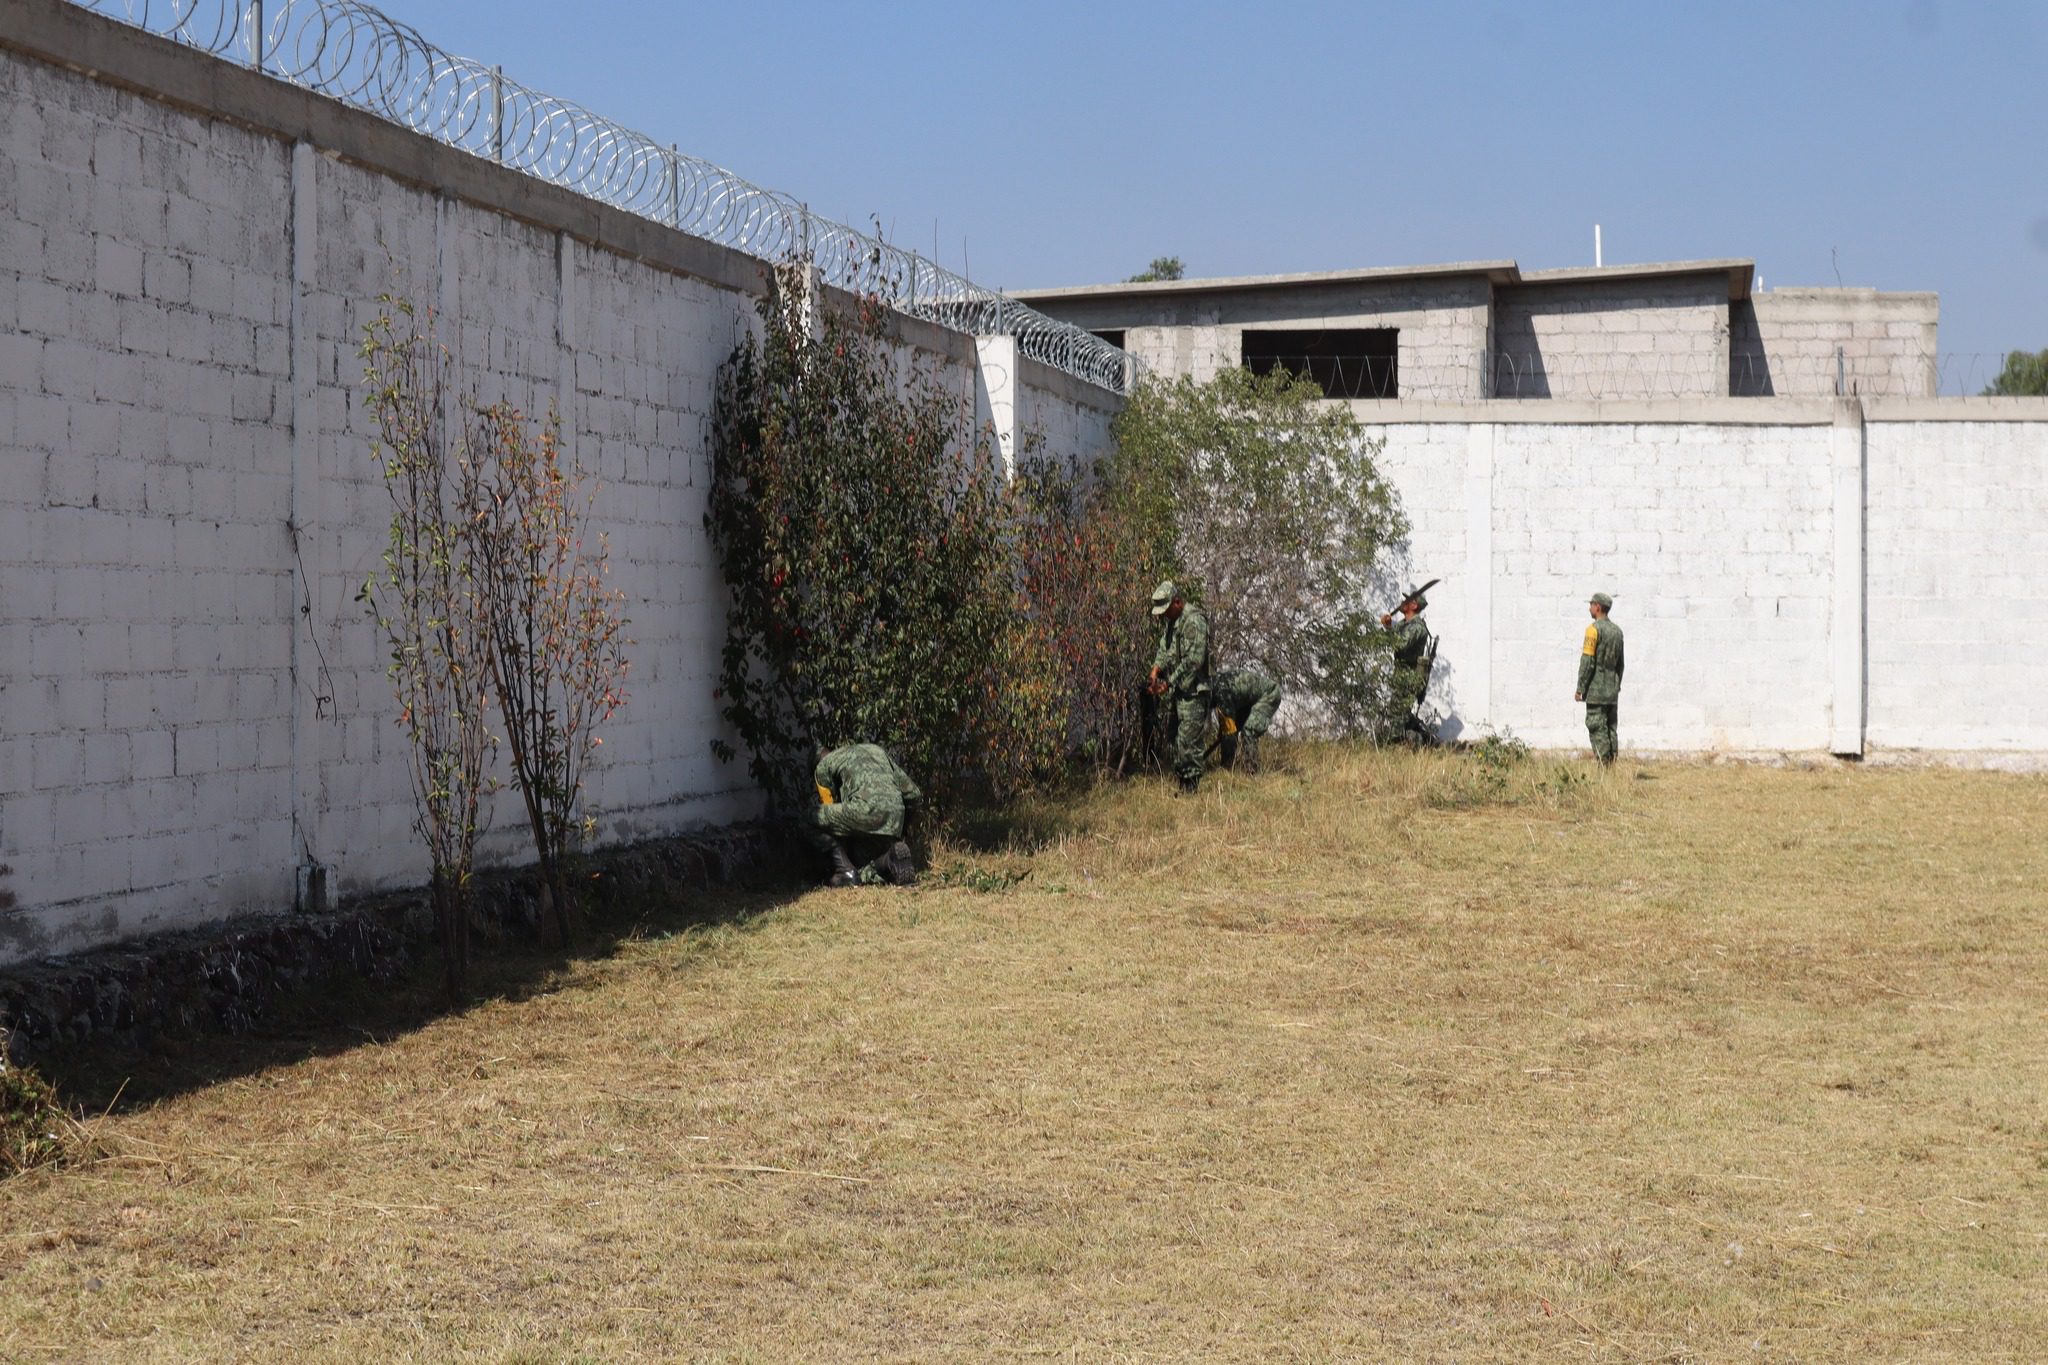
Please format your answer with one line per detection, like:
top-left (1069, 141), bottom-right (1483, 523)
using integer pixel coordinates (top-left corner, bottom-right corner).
top-left (1242, 328), bottom-right (1398, 398)
top-left (1091, 329), bottom-right (1126, 350)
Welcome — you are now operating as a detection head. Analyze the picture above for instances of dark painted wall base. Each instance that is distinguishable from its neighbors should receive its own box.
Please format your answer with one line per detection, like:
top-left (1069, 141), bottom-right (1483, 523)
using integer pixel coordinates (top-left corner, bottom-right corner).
top-left (0, 824), bottom-right (781, 1070)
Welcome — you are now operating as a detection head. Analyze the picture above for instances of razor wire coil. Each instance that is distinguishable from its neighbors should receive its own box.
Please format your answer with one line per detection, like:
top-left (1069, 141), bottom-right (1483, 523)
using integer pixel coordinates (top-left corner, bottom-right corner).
top-left (70, 0), bottom-right (1136, 392)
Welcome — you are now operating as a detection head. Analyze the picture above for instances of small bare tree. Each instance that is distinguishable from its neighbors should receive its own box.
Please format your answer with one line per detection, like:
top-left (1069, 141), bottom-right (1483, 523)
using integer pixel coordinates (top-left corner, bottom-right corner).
top-left (463, 402), bottom-right (630, 947)
top-left (358, 300), bottom-right (495, 1001)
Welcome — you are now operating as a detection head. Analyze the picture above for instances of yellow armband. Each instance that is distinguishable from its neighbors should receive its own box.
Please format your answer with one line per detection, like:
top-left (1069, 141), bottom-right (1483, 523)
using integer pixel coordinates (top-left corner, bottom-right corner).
top-left (1218, 714), bottom-right (1238, 735)
top-left (1582, 624), bottom-right (1599, 656)
top-left (817, 784), bottom-right (834, 805)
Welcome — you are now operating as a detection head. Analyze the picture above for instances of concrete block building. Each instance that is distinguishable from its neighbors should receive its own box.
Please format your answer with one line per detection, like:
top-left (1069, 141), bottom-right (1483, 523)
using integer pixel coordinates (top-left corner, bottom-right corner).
top-left (1012, 260), bottom-right (1938, 401)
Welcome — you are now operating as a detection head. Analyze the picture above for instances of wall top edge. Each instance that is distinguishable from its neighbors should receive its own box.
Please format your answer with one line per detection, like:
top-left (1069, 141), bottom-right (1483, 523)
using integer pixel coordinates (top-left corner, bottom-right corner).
top-left (1014, 349), bottom-right (1126, 414)
top-left (1339, 397), bottom-right (2048, 425)
top-left (1860, 397), bottom-right (2048, 422)
top-left (1341, 398), bottom-right (1845, 425)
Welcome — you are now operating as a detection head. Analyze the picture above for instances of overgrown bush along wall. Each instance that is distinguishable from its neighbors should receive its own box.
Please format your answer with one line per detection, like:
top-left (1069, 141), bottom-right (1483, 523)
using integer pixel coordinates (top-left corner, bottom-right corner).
top-left (705, 279), bottom-right (1426, 818)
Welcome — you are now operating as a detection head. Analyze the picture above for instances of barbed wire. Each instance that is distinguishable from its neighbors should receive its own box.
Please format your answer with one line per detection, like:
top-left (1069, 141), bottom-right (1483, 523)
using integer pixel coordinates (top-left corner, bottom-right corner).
top-left (69, 0), bottom-right (1136, 393)
top-left (1245, 352), bottom-right (2031, 401)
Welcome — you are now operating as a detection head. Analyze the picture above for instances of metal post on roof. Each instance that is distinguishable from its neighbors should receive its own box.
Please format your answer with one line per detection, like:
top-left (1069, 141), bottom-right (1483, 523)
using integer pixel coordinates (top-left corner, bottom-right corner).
top-left (491, 65), bottom-right (504, 164)
top-left (250, 0), bottom-right (263, 72)
top-left (668, 145), bottom-right (680, 229)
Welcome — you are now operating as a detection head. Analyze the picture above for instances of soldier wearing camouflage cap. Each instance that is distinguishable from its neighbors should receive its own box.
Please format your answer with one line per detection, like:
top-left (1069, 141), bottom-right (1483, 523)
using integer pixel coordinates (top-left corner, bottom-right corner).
top-left (804, 742), bottom-right (922, 887)
top-left (1380, 585), bottom-right (1435, 745)
top-left (1574, 592), bottom-right (1625, 764)
top-left (1146, 580), bottom-right (1212, 794)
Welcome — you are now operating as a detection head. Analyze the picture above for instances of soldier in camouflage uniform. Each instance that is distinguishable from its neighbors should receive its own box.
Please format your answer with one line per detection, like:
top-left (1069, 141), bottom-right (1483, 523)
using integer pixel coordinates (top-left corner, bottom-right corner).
top-left (804, 742), bottom-right (922, 887)
top-left (1574, 592), bottom-right (1625, 764)
top-left (1380, 587), bottom-right (1434, 744)
top-left (1211, 667), bottom-right (1282, 773)
top-left (1147, 580), bottom-right (1211, 794)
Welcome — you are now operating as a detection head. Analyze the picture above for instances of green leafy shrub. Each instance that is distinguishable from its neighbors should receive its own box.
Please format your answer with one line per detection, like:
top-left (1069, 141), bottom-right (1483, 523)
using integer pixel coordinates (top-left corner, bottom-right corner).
top-left (705, 265), bottom-right (1012, 816)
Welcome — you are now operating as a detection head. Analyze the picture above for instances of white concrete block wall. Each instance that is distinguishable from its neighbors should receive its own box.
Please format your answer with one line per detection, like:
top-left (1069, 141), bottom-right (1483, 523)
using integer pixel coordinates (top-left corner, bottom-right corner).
top-left (0, 40), bottom-right (1126, 964)
top-left (557, 241), bottom-right (761, 847)
top-left (1015, 355), bottom-right (1119, 476)
top-left (1363, 423), bottom-right (1475, 729)
top-left (300, 153), bottom-right (439, 898)
top-left (1484, 422), bottom-right (1836, 751)
top-left (1866, 419), bottom-right (2048, 750)
top-left (1, 47), bottom-right (298, 959)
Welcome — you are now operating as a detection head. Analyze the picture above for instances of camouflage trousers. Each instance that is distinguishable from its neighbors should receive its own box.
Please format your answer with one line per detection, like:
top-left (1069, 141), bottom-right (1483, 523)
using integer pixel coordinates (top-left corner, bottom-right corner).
top-left (1169, 690), bottom-right (1209, 784)
top-left (803, 799), bottom-right (909, 883)
top-left (1585, 703), bottom-right (1619, 764)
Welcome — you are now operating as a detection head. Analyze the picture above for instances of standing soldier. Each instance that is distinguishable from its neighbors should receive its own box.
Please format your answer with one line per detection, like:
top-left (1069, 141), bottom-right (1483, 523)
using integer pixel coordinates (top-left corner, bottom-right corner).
top-left (1380, 585), bottom-right (1435, 744)
top-left (1575, 592), bottom-right (1625, 764)
top-left (804, 742), bottom-right (921, 888)
top-left (1147, 580), bottom-right (1211, 795)
top-left (1211, 667), bottom-right (1282, 773)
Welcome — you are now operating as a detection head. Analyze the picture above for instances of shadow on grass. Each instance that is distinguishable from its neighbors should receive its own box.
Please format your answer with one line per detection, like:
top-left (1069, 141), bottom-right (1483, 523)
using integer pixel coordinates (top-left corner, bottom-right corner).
top-left (941, 774), bottom-right (1107, 855)
top-left (27, 857), bottom-right (815, 1116)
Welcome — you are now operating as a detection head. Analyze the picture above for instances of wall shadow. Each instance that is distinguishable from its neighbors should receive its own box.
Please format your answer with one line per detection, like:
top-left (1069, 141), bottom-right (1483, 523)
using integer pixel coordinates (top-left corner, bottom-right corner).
top-left (1489, 307), bottom-right (1550, 398)
top-left (10, 834), bottom-right (816, 1114)
top-left (1729, 298), bottom-right (1777, 396)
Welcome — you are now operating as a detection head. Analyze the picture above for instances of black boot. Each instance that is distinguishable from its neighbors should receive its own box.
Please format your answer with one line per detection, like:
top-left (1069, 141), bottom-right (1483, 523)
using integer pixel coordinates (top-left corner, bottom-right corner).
top-left (883, 839), bottom-right (916, 886)
top-left (825, 843), bottom-right (858, 888)
top-left (1176, 773), bottom-right (1199, 796)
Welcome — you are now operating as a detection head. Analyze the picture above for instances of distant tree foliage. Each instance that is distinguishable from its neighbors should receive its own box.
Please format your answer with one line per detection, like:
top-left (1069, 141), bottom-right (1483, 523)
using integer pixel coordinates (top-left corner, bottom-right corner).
top-left (1982, 348), bottom-right (2048, 396)
top-left (1126, 256), bottom-right (1185, 283)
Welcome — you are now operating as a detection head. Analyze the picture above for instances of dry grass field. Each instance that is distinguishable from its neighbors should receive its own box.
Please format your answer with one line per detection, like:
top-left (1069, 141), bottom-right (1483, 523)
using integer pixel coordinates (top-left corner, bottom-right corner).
top-left (3, 746), bottom-right (2045, 1362)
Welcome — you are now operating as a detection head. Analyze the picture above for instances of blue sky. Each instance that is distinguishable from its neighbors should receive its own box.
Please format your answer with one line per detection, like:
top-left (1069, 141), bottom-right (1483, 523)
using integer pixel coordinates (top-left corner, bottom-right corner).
top-left (400, 0), bottom-right (2045, 380)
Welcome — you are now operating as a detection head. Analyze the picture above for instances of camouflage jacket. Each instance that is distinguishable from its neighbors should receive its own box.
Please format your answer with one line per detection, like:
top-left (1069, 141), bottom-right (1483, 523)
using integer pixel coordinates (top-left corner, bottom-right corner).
top-left (1151, 605), bottom-right (1212, 697)
top-left (814, 744), bottom-right (923, 831)
top-left (1390, 615), bottom-right (1431, 669)
top-left (1576, 618), bottom-right (1625, 704)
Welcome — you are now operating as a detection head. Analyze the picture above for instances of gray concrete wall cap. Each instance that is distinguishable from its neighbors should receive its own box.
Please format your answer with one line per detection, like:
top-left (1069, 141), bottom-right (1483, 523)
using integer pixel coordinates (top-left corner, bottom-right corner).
top-left (1010, 261), bottom-right (1522, 302)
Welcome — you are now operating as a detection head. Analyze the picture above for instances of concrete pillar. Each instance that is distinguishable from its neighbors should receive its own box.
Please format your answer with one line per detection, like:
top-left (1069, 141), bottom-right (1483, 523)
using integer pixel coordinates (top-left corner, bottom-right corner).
top-left (1828, 399), bottom-right (1867, 755)
top-left (1462, 423), bottom-right (1496, 735)
top-left (287, 140), bottom-right (332, 908)
top-left (974, 334), bottom-right (1018, 478)
top-left (555, 231), bottom-right (576, 451)
top-left (434, 195), bottom-right (460, 462)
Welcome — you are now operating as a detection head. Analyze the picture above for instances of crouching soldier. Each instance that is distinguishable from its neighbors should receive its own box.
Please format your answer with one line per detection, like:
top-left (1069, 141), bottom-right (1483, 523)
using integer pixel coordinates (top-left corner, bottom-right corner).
top-left (1211, 668), bottom-right (1282, 773)
top-left (805, 743), bottom-right (920, 888)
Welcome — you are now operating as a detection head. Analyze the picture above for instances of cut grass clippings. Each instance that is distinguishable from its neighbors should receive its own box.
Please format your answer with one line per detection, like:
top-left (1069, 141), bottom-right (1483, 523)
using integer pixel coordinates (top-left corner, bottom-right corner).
top-left (0, 1064), bottom-right (103, 1177)
top-left (1, 743), bottom-right (2044, 1361)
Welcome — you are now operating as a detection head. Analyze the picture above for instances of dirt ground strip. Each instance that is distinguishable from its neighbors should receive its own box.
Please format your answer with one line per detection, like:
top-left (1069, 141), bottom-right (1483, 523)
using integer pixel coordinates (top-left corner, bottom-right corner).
top-left (2, 747), bottom-right (2044, 1362)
